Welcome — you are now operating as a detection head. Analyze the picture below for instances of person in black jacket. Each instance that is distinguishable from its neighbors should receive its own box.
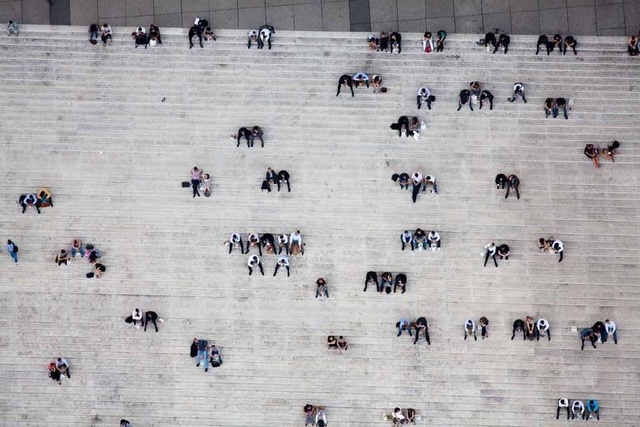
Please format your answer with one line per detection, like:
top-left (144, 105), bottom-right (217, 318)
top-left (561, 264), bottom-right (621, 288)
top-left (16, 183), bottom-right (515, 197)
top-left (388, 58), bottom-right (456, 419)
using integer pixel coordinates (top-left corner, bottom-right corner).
top-left (552, 34), bottom-right (562, 53)
top-left (479, 90), bottom-right (494, 110)
top-left (497, 34), bottom-right (510, 54)
top-left (88, 23), bottom-right (99, 43)
top-left (251, 126), bottom-right (264, 147)
top-left (235, 127), bottom-right (252, 147)
top-left (364, 271), bottom-right (379, 292)
top-left (260, 233), bottom-right (276, 254)
top-left (336, 74), bottom-right (354, 97)
top-left (394, 273), bottom-right (407, 294)
top-left (390, 32), bottom-right (401, 53)
top-left (482, 32), bottom-right (496, 51)
top-left (265, 167), bottom-right (277, 185)
top-left (188, 25), bottom-right (203, 49)
top-left (277, 170), bottom-right (291, 192)
top-left (536, 34), bottom-right (551, 55)
top-left (505, 174), bottom-right (520, 199)
top-left (144, 311), bottom-right (164, 332)
top-left (511, 319), bottom-right (525, 340)
top-left (457, 89), bottom-right (473, 111)
top-left (564, 36), bottom-right (577, 55)
top-left (495, 173), bottom-right (508, 189)
top-left (379, 32), bottom-right (389, 51)
top-left (413, 317), bottom-right (430, 345)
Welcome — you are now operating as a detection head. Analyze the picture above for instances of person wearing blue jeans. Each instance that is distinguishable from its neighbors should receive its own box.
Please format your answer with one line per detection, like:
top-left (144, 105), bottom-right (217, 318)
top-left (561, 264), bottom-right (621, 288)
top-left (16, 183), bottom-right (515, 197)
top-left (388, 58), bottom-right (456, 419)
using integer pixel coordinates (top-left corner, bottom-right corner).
top-left (194, 338), bottom-right (209, 372)
top-left (5, 240), bottom-right (18, 263)
top-left (580, 328), bottom-right (597, 350)
top-left (396, 318), bottom-right (412, 337)
top-left (553, 97), bottom-right (569, 119)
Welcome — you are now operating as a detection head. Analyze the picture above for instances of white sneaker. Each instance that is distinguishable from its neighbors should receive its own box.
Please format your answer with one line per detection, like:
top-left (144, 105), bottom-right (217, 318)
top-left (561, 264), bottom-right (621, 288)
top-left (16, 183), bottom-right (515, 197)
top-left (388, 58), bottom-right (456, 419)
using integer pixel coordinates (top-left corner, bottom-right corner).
top-left (134, 324), bottom-right (140, 329)
top-left (437, 247), bottom-right (441, 251)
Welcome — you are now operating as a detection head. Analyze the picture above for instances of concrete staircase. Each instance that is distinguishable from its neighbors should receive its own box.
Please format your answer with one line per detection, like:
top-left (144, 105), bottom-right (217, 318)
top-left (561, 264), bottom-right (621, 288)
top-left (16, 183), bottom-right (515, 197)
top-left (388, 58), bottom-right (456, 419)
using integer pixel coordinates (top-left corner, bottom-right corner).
top-left (0, 25), bottom-right (638, 426)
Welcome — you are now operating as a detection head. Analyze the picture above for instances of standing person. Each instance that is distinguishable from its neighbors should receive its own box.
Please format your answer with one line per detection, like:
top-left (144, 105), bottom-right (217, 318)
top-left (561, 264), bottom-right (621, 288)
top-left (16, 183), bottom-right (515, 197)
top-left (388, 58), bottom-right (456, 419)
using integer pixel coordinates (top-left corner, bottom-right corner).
top-left (289, 230), bottom-right (304, 255)
top-left (336, 74), bottom-right (354, 97)
top-left (228, 233), bottom-right (244, 254)
top-left (457, 89), bottom-right (473, 111)
top-left (397, 318), bottom-right (412, 337)
top-left (277, 234), bottom-right (289, 255)
top-left (484, 243), bottom-right (497, 267)
top-left (131, 308), bottom-right (143, 329)
top-left (190, 166), bottom-right (201, 198)
top-left (188, 25), bottom-right (203, 49)
top-left (605, 319), bottom-right (617, 344)
top-left (400, 230), bottom-right (413, 251)
top-left (497, 244), bottom-right (510, 263)
top-left (411, 172), bottom-right (423, 204)
top-left (193, 338), bottom-right (209, 372)
top-left (536, 35), bottom-right (550, 55)
top-left (435, 30), bottom-right (446, 52)
top-left (508, 83), bottom-right (527, 103)
top-left (277, 170), bottom-right (291, 192)
top-left (464, 319), bottom-right (477, 340)
top-left (55, 357), bottom-right (71, 379)
top-left (416, 87), bottom-right (432, 110)
top-left (550, 239), bottom-right (564, 262)
top-left (563, 35), bottom-right (577, 55)
top-left (273, 256), bottom-right (290, 277)
top-left (71, 239), bottom-right (85, 258)
top-left (5, 239), bottom-right (18, 263)
top-left (101, 23), bottom-right (112, 46)
top-left (427, 231), bottom-right (441, 251)
top-left (505, 174), bottom-right (520, 199)
top-left (479, 317), bottom-right (489, 339)
top-left (247, 255), bottom-right (264, 276)
top-left (479, 90), bottom-right (494, 110)
top-left (413, 317), bottom-right (430, 345)
top-left (144, 311), bottom-right (164, 332)
top-left (389, 32), bottom-right (401, 53)
top-left (316, 278), bottom-right (329, 298)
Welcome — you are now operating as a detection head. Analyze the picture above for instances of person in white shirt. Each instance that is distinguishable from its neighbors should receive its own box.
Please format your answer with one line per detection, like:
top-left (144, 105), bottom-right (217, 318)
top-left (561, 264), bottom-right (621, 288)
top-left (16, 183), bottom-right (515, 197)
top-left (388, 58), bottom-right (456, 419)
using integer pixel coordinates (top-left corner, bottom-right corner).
top-left (396, 318), bottom-right (411, 337)
top-left (247, 29), bottom-right (258, 49)
top-left (245, 233), bottom-right (262, 256)
top-left (571, 400), bottom-right (585, 420)
top-left (277, 234), bottom-right (289, 255)
top-left (228, 233), bottom-right (243, 254)
top-left (550, 240), bottom-right (564, 262)
top-left (55, 357), bottom-right (71, 379)
top-left (417, 87), bottom-right (432, 110)
top-left (289, 230), bottom-right (304, 255)
top-left (274, 256), bottom-right (290, 277)
top-left (315, 407), bottom-right (328, 427)
top-left (556, 398), bottom-right (570, 420)
top-left (247, 255), bottom-right (264, 276)
top-left (101, 23), bottom-right (112, 46)
top-left (422, 175), bottom-right (438, 194)
top-left (484, 243), bottom-right (497, 267)
top-left (400, 230), bottom-right (413, 251)
top-left (352, 72), bottom-right (369, 88)
top-left (427, 231), bottom-right (441, 251)
top-left (132, 308), bottom-right (143, 329)
top-left (536, 318), bottom-right (551, 341)
top-left (258, 25), bottom-right (274, 50)
top-left (605, 319), bottom-right (617, 344)
top-left (464, 319), bottom-right (477, 340)
top-left (508, 82), bottom-right (527, 103)
top-left (393, 407), bottom-right (405, 423)
top-left (411, 172), bottom-right (423, 204)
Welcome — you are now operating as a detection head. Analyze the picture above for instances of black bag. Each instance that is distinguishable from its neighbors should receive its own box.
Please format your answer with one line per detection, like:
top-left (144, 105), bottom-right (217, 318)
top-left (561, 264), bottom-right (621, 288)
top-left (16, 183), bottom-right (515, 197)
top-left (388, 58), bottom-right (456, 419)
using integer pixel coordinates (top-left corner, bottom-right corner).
top-left (125, 316), bottom-right (133, 324)
top-left (429, 95), bottom-right (436, 102)
top-left (13, 246), bottom-right (18, 253)
top-left (190, 343), bottom-right (198, 358)
top-left (89, 39), bottom-right (97, 45)
top-left (86, 272), bottom-right (95, 278)
top-left (182, 181), bottom-right (190, 188)
top-left (380, 87), bottom-right (388, 93)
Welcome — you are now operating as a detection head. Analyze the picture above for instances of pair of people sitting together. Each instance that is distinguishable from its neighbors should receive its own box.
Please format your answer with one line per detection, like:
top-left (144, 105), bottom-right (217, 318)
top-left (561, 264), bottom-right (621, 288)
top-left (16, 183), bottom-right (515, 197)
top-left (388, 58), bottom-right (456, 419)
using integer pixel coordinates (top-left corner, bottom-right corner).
top-left (327, 335), bottom-right (348, 351)
top-left (364, 271), bottom-right (407, 294)
top-left (543, 97), bottom-right (571, 119)
top-left (478, 32), bottom-right (510, 54)
top-left (396, 317), bottom-right (430, 345)
top-left (232, 125), bottom-right (264, 148)
top-left (538, 236), bottom-right (564, 262)
top-left (303, 404), bottom-right (328, 427)
top-left (384, 407), bottom-right (417, 425)
top-left (188, 18), bottom-right (216, 49)
top-left (584, 141), bottom-right (620, 168)
top-left (262, 167), bottom-right (291, 193)
top-left (248, 25), bottom-right (275, 49)
top-left (18, 188), bottom-right (53, 213)
top-left (390, 116), bottom-right (426, 140)
top-left (131, 25), bottom-right (161, 48)
top-left (511, 317), bottom-right (551, 341)
top-left (494, 174), bottom-right (520, 199)
top-left (464, 317), bottom-right (489, 340)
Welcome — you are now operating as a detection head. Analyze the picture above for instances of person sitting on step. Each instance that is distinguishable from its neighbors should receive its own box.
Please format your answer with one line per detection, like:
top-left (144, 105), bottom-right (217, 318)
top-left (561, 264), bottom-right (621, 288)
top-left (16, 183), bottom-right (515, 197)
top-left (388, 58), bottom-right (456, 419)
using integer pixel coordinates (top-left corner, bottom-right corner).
top-left (394, 273), bottom-right (407, 294)
top-left (586, 399), bottom-right (599, 420)
top-left (397, 318), bottom-right (411, 336)
top-left (55, 249), bottom-right (69, 266)
top-left (553, 97), bottom-right (569, 119)
top-left (551, 34), bottom-right (562, 53)
top-left (508, 83), bottom-right (527, 103)
top-left (538, 237), bottom-right (552, 252)
top-left (277, 170), bottom-right (291, 192)
top-left (247, 29), bottom-right (258, 49)
top-left (524, 316), bottom-right (535, 340)
top-left (372, 75), bottom-right (382, 93)
top-left (203, 26), bottom-right (216, 42)
top-left (18, 193), bottom-right (41, 214)
top-left (556, 398), bottom-right (570, 420)
top-left (495, 173), bottom-right (507, 189)
top-left (549, 239), bottom-right (564, 262)
top-left (482, 32), bottom-right (496, 52)
top-left (260, 233), bottom-right (276, 254)
top-left (367, 33), bottom-right (379, 51)
top-left (479, 317), bottom-right (489, 339)
top-left (599, 140), bottom-right (620, 162)
top-left (536, 318), bottom-right (551, 341)
top-left (628, 35), bottom-right (639, 56)
top-left (427, 231), bottom-right (441, 251)
top-left (315, 278), bottom-right (329, 298)
top-left (497, 33), bottom-right (510, 54)
top-left (353, 72), bottom-right (369, 88)
top-left (544, 98), bottom-right (555, 118)
top-left (416, 86), bottom-right (433, 110)
top-left (258, 25), bottom-right (275, 50)
top-left (315, 406), bottom-right (328, 427)
top-left (389, 32), bottom-right (401, 53)
top-left (37, 188), bottom-right (53, 207)
top-left (413, 228), bottom-right (427, 251)
top-left (133, 27), bottom-right (149, 49)
top-left (422, 31), bottom-right (434, 53)
top-left (277, 234), bottom-right (288, 255)
top-left (364, 271), bottom-right (379, 292)
top-left (209, 345), bottom-right (223, 368)
top-left (379, 32), bottom-right (389, 51)
top-left (584, 143), bottom-right (599, 168)
top-left (457, 89), bottom-right (473, 111)
top-left (148, 24), bottom-right (162, 46)
top-left (536, 34), bottom-right (551, 55)
top-left (188, 25), bottom-right (203, 49)
top-left (7, 20), bottom-right (18, 36)
top-left (400, 230), bottom-right (413, 251)
top-left (336, 74), bottom-right (354, 97)
top-left (479, 90), bottom-right (494, 110)
top-left (337, 336), bottom-right (348, 351)
top-left (571, 400), bottom-right (585, 420)
top-left (245, 233), bottom-right (262, 256)
top-left (251, 126), bottom-right (265, 147)
top-left (289, 230), bottom-right (303, 254)
top-left (379, 272), bottom-right (393, 294)
top-left (464, 319), bottom-right (477, 340)
top-left (563, 35), bottom-right (577, 55)
top-left (511, 318), bottom-right (525, 340)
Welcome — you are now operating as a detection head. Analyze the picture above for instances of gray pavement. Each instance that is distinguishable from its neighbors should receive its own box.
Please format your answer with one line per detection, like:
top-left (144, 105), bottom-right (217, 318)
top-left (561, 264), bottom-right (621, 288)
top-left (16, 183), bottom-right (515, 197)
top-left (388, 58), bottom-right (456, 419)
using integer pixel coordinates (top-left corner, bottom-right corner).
top-left (0, 0), bottom-right (638, 34)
